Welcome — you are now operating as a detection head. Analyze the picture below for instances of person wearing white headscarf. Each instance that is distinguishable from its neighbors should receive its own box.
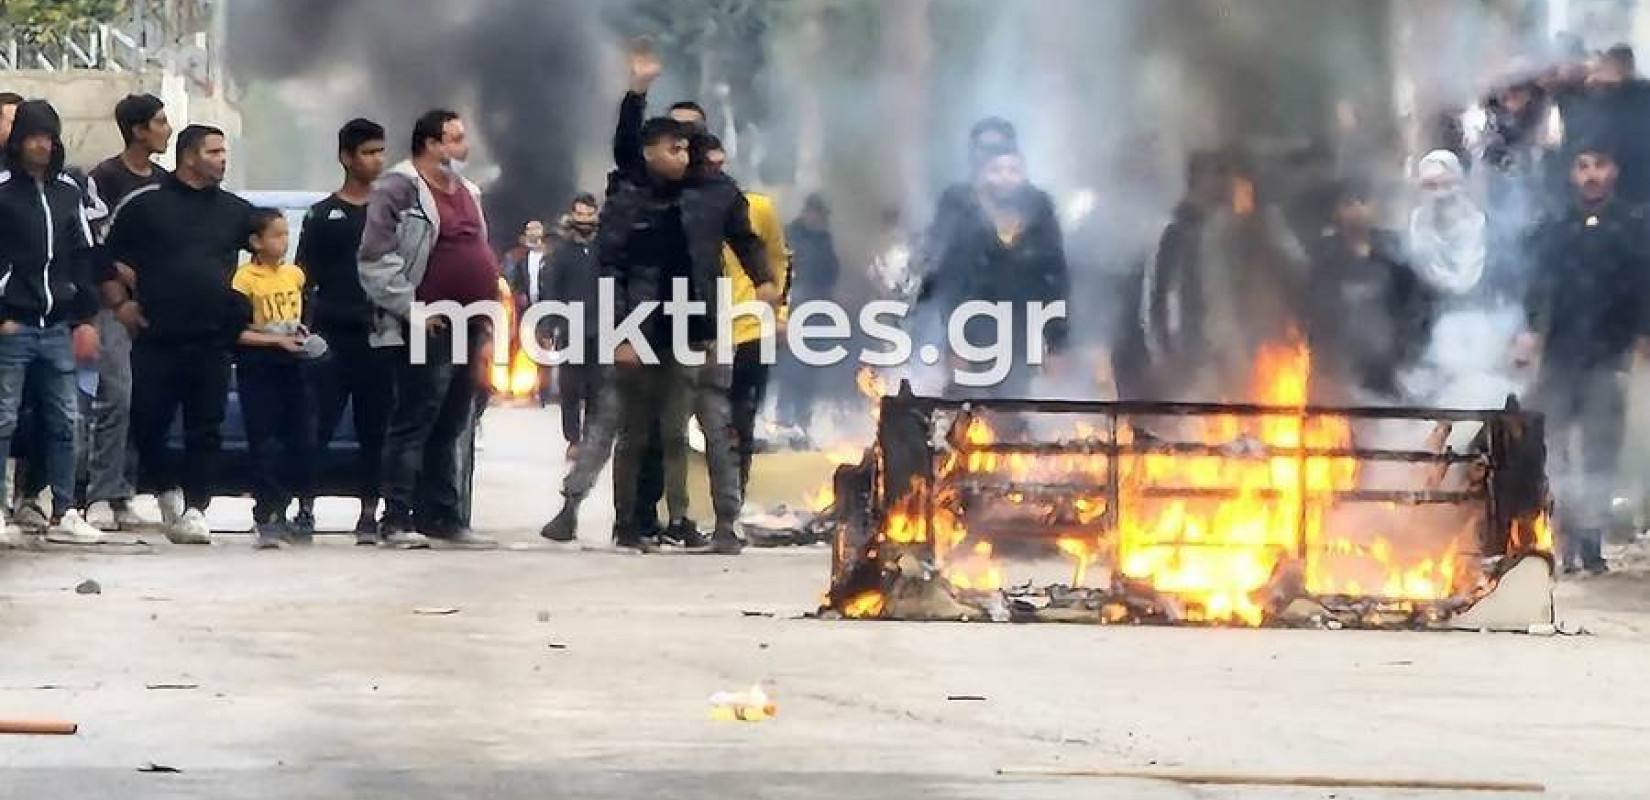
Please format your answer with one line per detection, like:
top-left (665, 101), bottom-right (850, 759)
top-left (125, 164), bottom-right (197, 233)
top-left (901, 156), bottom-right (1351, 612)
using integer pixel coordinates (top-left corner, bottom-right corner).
top-left (1408, 150), bottom-right (1487, 296)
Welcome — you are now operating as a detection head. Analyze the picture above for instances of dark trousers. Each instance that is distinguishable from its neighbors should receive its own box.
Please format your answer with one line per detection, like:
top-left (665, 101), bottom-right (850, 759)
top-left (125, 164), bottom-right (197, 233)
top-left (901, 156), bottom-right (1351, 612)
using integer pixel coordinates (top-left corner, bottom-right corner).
top-left (613, 359), bottom-right (739, 534)
top-left (314, 328), bottom-right (392, 509)
top-left (730, 341), bottom-right (770, 495)
top-left (381, 330), bottom-right (477, 527)
top-left (131, 339), bottom-right (231, 511)
top-left (239, 357), bottom-right (316, 519)
top-left (775, 351), bottom-right (822, 431)
top-left (558, 344), bottom-right (602, 447)
top-left (635, 419), bottom-right (665, 529)
top-left (1539, 368), bottom-right (1622, 571)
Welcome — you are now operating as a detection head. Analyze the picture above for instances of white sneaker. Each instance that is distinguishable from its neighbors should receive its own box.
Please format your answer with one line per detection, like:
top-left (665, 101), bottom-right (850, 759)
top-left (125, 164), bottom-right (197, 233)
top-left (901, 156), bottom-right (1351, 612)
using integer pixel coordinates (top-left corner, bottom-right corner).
top-left (0, 511), bottom-right (24, 550)
top-left (157, 490), bottom-right (185, 528)
top-left (85, 501), bottom-right (118, 531)
top-left (166, 508), bottom-right (211, 545)
top-left (46, 511), bottom-right (111, 546)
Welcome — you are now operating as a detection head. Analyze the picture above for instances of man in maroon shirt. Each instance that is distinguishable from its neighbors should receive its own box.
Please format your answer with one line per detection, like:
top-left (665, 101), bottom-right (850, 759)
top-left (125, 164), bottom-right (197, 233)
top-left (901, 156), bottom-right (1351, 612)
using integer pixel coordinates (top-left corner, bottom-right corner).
top-left (358, 109), bottom-right (498, 549)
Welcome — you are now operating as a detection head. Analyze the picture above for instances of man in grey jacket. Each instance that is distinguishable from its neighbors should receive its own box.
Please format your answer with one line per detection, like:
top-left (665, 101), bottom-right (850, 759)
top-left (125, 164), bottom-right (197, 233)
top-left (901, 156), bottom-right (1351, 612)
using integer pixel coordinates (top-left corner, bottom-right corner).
top-left (357, 109), bottom-right (497, 550)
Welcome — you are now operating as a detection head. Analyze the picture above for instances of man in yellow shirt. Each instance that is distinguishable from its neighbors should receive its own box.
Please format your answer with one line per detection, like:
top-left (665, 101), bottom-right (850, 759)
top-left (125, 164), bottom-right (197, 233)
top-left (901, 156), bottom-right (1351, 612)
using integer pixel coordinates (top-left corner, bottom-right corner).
top-left (706, 140), bottom-right (790, 495)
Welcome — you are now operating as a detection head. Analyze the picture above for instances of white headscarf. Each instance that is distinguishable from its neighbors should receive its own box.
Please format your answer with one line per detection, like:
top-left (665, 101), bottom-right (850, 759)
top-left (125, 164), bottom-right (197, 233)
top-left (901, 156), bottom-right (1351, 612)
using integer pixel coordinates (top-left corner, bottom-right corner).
top-left (1408, 150), bottom-right (1487, 295)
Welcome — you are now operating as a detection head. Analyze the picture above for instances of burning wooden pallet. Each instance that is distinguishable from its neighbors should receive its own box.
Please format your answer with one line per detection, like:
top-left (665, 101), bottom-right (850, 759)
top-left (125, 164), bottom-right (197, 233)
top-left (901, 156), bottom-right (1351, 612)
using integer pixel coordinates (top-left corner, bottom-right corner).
top-left (822, 346), bottom-right (1554, 631)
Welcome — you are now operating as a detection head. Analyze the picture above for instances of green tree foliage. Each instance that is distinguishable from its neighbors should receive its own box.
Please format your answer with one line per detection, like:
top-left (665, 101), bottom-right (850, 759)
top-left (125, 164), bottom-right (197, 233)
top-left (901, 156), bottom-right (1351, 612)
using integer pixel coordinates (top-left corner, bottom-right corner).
top-left (1, 0), bottom-right (126, 30)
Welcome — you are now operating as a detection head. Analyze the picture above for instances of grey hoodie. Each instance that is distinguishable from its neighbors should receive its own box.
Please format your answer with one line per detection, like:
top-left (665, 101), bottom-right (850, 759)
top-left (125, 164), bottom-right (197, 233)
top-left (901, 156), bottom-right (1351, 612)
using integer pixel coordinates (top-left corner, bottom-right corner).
top-left (357, 160), bottom-right (487, 348)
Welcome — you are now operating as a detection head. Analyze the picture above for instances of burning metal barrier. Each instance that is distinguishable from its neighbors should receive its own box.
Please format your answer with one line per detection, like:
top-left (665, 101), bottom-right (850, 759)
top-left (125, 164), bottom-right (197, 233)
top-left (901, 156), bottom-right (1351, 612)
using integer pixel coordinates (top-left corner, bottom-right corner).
top-left (822, 344), bottom-right (1556, 630)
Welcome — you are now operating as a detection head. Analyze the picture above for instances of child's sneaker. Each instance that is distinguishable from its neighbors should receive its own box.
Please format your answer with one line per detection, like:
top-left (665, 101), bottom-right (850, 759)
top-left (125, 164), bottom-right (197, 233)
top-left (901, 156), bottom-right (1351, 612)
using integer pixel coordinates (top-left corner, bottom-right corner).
top-left (253, 513), bottom-right (289, 550)
top-left (290, 505), bottom-right (317, 546)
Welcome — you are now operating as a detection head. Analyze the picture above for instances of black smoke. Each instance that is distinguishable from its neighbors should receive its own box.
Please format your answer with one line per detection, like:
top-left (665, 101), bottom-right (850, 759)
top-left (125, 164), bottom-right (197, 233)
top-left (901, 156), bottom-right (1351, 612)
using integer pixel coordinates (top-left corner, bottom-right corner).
top-left (225, 0), bottom-right (602, 248)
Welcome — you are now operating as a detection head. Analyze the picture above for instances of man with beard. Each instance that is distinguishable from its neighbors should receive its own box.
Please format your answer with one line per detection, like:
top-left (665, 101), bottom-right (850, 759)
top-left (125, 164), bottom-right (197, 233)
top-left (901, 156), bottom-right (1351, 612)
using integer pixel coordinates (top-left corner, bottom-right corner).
top-left (502, 219), bottom-right (555, 408)
top-left (539, 118), bottom-right (774, 554)
top-left (545, 193), bottom-right (601, 461)
top-left (918, 144), bottom-right (1070, 401)
top-left (1517, 142), bottom-right (1650, 575)
top-left (102, 124), bottom-right (253, 545)
top-left (301, 118), bottom-right (389, 543)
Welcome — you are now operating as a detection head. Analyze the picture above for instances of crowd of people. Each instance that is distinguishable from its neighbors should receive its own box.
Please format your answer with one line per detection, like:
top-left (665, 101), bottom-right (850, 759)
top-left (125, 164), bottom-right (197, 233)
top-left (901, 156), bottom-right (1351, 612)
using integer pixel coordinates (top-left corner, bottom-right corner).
top-left (3, 36), bottom-right (1648, 569)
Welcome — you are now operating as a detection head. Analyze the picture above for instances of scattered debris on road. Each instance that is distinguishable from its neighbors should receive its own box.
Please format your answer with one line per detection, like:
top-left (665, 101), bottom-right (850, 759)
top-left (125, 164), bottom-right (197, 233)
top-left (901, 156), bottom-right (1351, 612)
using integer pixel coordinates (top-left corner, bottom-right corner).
top-left (75, 579), bottom-right (101, 595)
top-left (137, 763), bottom-right (182, 774)
top-left (0, 718), bottom-right (78, 735)
top-left (547, 642), bottom-right (568, 650)
top-left (946, 695), bottom-right (988, 701)
top-left (740, 610), bottom-right (775, 617)
top-left (413, 607), bottom-right (460, 616)
top-left (144, 683), bottom-right (199, 691)
top-left (709, 685), bottom-right (776, 722)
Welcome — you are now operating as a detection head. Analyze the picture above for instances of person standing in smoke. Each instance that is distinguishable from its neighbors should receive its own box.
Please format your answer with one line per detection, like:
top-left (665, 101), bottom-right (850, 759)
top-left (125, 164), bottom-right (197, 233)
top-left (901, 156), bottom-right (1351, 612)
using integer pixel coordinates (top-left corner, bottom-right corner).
top-left (539, 118), bottom-right (773, 554)
top-left (1517, 142), bottom-right (1650, 576)
top-left (1408, 150), bottom-right (1487, 300)
top-left (80, 94), bottom-right (173, 532)
top-left (776, 194), bottom-right (838, 433)
top-left (358, 109), bottom-right (499, 551)
top-left (1141, 150), bottom-right (1231, 393)
top-left (1307, 179), bottom-right (1434, 400)
top-left (0, 100), bottom-right (107, 547)
top-left (301, 118), bottom-right (390, 544)
top-left (101, 124), bottom-right (253, 545)
top-left (917, 143), bottom-right (1070, 400)
top-left (545, 193), bottom-right (601, 464)
top-left (1194, 159), bottom-right (1313, 401)
top-left (1476, 76), bottom-right (1557, 302)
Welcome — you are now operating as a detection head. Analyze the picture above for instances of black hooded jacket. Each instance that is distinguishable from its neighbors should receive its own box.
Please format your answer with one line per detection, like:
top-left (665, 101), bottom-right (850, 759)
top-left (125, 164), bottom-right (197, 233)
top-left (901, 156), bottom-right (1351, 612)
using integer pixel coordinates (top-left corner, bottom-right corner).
top-left (0, 100), bottom-right (99, 328)
top-left (917, 184), bottom-right (1071, 354)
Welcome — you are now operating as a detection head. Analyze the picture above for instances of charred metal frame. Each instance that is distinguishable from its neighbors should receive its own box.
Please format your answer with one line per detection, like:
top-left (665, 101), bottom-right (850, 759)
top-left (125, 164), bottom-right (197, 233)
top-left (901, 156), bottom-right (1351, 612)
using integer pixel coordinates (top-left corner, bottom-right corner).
top-left (827, 382), bottom-right (1550, 612)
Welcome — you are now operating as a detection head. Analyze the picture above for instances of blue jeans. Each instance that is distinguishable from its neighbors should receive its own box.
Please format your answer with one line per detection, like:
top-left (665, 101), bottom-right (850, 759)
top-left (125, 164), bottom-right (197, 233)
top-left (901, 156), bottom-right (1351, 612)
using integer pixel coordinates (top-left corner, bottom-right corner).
top-left (0, 323), bottom-right (79, 515)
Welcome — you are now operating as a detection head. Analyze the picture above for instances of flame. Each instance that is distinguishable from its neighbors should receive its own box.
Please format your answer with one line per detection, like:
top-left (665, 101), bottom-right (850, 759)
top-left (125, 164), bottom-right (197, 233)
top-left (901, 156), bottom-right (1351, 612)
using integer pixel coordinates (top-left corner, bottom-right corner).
top-left (488, 278), bottom-right (541, 399)
top-left (842, 591), bottom-right (885, 619)
top-left (839, 337), bottom-right (1505, 626)
top-left (857, 367), bottom-right (888, 405)
top-left (806, 483), bottom-right (835, 513)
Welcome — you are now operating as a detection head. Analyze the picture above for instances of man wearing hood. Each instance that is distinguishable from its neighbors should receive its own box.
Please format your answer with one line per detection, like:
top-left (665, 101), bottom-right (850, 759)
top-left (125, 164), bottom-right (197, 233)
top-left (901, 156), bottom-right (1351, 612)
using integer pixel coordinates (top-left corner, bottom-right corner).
top-left (1409, 150), bottom-right (1487, 299)
top-left (0, 100), bottom-right (107, 546)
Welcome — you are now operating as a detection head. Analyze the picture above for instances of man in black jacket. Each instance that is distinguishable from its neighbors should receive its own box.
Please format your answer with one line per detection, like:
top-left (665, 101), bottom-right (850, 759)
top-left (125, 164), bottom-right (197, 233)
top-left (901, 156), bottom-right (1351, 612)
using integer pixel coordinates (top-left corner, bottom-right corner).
top-left (545, 193), bottom-right (601, 459)
top-left (540, 118), bottom-right (773, 554)
top-left (1518, 143), bottom-right (1650, 575)
top-left (0, 100), bottom-right (106, 546)
top-left (918, 143), bottom-right (1070, 400)
top-left (102, 124), bottom-right (253, 545)
top-left (1307, 178), bottom-right (1435, 400)
top-left (777, 194), bottom-right (839, 431)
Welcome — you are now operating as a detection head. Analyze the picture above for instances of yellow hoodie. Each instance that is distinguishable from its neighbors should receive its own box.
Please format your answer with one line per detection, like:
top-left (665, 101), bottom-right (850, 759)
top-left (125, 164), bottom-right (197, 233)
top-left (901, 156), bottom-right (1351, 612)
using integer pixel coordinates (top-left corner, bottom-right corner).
top-left (724, 192), bottom-right (791, 347)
